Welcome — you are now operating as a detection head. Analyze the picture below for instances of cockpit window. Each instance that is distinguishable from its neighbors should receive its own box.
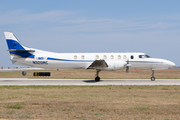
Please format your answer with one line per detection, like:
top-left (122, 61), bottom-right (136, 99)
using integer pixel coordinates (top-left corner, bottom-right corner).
top-left (139, 55), bottom-right (151, 58)
top-left (145, 55), bottom-right (151, 58)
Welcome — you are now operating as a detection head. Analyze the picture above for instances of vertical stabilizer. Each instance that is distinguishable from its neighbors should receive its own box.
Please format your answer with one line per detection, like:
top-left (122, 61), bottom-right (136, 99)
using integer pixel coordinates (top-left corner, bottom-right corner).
top-left (4, 32), bottom-right (27, 50)
top-left (4, 32), bottom-right (35, 60)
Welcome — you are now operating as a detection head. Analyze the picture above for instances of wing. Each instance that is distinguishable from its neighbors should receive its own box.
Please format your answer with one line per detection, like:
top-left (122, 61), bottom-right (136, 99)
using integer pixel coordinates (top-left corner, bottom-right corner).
top-left (87, 60), bottom-right (108, 69)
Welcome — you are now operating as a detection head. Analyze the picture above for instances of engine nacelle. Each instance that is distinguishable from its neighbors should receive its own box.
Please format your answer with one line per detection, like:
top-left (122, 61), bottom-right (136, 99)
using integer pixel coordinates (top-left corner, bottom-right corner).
top-left (103, 61), bottom-right (126, 71)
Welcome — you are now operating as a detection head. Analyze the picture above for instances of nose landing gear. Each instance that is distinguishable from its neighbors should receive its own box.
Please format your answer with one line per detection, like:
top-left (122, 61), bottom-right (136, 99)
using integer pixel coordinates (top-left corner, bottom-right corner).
top-left (151, 70), bottom-right (155, 81)
top-left (95, 69), bottom-right (101, 81)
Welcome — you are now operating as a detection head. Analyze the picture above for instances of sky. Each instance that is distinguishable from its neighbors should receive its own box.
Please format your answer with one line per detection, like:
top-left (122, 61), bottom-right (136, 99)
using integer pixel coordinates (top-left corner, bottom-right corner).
top-left (0, 0), bottom-right (180, 68)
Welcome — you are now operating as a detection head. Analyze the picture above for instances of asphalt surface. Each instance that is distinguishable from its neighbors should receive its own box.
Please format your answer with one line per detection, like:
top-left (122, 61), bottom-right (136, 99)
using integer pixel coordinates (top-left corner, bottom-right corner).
top-left (0, 78), bottom-right (180, 85)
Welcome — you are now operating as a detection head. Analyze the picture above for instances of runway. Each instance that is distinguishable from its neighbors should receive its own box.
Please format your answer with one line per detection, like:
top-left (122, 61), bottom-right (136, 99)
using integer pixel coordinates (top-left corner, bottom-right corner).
top-left (0, 78), bottom-right (180, 85)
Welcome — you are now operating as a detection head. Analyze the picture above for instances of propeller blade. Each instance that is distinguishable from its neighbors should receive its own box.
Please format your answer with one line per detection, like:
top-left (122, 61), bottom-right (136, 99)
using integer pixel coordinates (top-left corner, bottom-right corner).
top-left (126, 58), bottom-right (130, 73)
top-left (126, 66), bottom-right (129, 73)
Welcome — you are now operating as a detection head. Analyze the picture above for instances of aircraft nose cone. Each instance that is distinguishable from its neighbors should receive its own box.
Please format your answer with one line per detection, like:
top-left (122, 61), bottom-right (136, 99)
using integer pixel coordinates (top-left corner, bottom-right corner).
top-left (167, 61), bottom-right (175, 68)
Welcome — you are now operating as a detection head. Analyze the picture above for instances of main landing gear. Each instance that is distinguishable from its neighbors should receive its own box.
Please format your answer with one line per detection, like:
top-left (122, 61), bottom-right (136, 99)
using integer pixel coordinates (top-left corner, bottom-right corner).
top-left (151, 70), bottom-right (155, 81)
top-left (95, 69), bottom-right (101, 81)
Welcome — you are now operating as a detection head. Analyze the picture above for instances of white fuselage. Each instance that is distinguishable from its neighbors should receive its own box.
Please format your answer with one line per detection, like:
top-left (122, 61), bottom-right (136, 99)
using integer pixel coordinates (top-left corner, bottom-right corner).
top-left (11, 49), bottom-right (175, 71)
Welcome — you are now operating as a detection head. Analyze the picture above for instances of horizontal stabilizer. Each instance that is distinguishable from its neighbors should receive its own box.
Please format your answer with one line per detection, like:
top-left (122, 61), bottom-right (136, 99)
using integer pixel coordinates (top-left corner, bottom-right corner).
top-left (87, 60), bottom-right (108, 69)
top-left (7, 49), bottom-right (35, 52)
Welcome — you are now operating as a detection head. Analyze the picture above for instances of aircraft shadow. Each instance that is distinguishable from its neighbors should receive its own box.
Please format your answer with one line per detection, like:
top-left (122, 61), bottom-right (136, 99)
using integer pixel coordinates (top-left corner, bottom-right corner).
top-left (83, 80), bottom-right (103, 83)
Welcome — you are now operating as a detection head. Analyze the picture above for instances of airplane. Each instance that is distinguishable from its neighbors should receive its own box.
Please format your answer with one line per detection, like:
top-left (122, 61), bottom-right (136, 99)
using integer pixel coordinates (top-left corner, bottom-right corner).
top-left (4, 32), bottom-right (175, 81)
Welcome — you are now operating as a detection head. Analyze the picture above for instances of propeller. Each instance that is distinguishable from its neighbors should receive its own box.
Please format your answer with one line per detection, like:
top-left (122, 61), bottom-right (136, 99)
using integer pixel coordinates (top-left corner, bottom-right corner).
top-left (126, 58), bottom-right (129, 73)
top-left (126, 57), bottom-right (131, 73)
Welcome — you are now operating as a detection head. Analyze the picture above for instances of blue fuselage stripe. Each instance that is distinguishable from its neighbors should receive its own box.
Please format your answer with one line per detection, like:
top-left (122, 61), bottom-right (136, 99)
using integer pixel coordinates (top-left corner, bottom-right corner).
top-left (47, 57), bottom-right (93, 62)
top-left (128, 61), bottom-right (162, 63)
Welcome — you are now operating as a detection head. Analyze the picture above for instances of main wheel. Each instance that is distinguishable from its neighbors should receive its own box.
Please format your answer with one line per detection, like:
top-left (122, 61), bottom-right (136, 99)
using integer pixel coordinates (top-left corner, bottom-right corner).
top-left (95, 76), bottom-right (100, 81)
top-left (151, 77), bottom-right (155, 81)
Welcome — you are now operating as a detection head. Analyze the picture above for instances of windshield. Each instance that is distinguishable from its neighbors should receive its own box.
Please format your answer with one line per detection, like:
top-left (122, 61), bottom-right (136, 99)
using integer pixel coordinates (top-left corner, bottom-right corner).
top-left (139, 55), bottom-right (151, 58)
top-left (145, 55), bottom-right (151, 58)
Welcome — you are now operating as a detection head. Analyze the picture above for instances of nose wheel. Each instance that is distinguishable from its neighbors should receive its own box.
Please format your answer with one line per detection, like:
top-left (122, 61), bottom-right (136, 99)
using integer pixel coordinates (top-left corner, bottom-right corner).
top-left (95, 76), bottom-right (100, 81)
top-left (95, 70), bottom-right (101, 81)
top-left (151, 70), bottom-right (155, 81)
top-left (151, 77), bottom-right (155, 81)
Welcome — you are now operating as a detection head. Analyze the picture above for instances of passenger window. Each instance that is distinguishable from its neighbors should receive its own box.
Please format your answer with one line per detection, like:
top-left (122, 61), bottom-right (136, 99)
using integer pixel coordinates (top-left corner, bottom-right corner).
top-left (123, 55), bottom-right (126, 59)
top-left (118, 55), bottom-right (121, 59)
top-left (96, 55), bottom-right (99, 60)
top-left (131, 55), bottom-right (134, 59)
top-left (110, 55), bottom-right (114, 59)
top-left (81, 55), bottom-right (84, 59)
top-left (103, 55), bottom-right (107, 60)
top-left (74, 55), bottom-right (77, 59)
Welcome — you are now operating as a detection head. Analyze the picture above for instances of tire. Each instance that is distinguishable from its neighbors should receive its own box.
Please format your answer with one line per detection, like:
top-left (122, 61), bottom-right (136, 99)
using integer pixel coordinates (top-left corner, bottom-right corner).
top-left (151, 77), bottom-right (155, 81)
top-left (95, 76), bottom-right (100, 81)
